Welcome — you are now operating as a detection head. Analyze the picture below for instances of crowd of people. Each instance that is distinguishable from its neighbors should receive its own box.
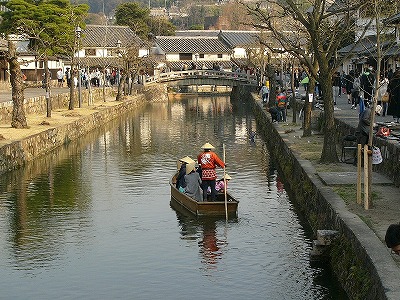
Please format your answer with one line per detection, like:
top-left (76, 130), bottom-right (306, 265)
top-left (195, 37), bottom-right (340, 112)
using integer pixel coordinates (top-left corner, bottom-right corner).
top-left (259, 65), bottom-right (400, 124)
top-left (175, 143), bottom-right (231, 202)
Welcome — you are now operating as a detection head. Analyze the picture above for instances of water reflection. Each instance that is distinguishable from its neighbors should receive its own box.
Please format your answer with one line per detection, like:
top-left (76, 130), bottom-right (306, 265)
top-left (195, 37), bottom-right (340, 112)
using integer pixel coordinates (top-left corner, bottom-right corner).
top-left (0, 95), bottom-right (347, 299)
top-left (170, 199), bottom-right (231, 271)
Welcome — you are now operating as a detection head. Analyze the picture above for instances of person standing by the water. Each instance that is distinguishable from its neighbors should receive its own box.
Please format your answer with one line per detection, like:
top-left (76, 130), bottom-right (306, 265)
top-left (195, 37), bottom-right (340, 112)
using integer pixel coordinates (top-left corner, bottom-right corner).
top-left (197, 143), bottom-right (225, 201)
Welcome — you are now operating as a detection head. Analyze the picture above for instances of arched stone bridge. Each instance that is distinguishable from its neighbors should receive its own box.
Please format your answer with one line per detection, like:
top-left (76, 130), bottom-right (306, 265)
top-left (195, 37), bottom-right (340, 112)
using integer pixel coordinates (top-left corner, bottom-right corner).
top-left (144, 70), bottom-right (258, 87)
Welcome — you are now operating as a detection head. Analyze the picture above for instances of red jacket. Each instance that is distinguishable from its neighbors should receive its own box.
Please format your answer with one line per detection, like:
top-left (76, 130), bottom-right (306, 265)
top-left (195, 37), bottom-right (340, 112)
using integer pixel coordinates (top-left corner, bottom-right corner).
top-left (197, 151), bottom-right (225, 170)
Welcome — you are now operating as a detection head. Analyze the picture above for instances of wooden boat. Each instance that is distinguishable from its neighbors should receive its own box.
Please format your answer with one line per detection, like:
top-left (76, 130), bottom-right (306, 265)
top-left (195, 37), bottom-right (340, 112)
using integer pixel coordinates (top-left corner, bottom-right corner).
top-left (170, 173), bottom-right (239, 217)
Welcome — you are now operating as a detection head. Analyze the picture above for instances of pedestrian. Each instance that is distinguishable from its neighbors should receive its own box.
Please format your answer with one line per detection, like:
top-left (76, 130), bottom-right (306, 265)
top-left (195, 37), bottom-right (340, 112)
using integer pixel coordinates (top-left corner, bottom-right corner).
top-left (344, 70), bottom-right (354, 104)
top-left (387, 68), bottom-right (400, 123)
top-left (276, 89), bottom-right (288, 122)
top-left (332, 71), bottom-right (341, 106)
top-left (56, 68), bottom-right (64, 87)
top-left (65, 68), bottom-right (71, 88)
top-left (385, 223), bottom-right (400, 255)
top-left (197, 143), bottom-right (225, 201)
top-left (377, 75), bottom-right (389, 117)
top-left (259, 84), bottom-right (269, 104)
top-left (351, 72), bottom-right (361, 109)
top-left (361, 66), bottom-right (375, 104)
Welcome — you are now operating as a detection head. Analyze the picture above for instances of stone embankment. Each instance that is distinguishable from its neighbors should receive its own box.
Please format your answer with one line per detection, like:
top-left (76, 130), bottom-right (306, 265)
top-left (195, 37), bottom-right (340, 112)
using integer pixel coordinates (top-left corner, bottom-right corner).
top-left (231, 86), bottom-right (400, 300)
top-left (0, 84), bottom-right (167, 175)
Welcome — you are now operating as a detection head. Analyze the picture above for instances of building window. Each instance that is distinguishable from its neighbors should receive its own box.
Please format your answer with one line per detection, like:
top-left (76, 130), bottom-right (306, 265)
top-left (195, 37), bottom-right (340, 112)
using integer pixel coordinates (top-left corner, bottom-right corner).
top-left (179, 53), bottom-right (192, 60)
top-left (85, 49), bottom-right (96, 56)
top-left (217, 54), bottom-right (222, 58)
top-left (200, 54), bottom-right (204, 59)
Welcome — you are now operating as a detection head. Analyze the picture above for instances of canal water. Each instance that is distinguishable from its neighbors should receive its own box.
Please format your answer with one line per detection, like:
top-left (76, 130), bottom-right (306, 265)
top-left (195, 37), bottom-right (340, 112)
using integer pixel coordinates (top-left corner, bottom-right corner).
top-left (0, 96), bottom-right (347, 299)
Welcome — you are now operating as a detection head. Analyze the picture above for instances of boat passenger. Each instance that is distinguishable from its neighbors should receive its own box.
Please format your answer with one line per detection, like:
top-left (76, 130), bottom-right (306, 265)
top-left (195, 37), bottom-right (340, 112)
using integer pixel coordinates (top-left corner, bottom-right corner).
top-left (197, 143), bottom-right (225, 201)
top-left (176, 156), bottom-right (195, 192)
top-left (184, 162), bottom-right (203, 202)
top-left (207, 173), bottom-right (232, 194)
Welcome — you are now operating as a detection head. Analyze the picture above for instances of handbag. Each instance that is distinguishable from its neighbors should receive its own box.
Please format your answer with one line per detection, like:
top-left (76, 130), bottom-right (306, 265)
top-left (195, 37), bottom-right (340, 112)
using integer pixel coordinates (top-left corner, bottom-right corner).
top-left (382, 92), bottom-right (389, 103)
top-left (372, 147), bottom-right (383, 165)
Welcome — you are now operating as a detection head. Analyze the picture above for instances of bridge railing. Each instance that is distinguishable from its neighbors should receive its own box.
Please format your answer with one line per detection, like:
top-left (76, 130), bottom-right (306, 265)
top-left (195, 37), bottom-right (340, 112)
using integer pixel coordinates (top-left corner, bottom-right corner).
top-left (144, 70), bottom-right (258, 85)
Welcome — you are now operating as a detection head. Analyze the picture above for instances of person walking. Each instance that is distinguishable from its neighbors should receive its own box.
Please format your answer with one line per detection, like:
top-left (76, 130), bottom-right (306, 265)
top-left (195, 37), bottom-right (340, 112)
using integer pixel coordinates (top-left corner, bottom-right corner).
top-left (344, 70), bottom-right (354, 105)
top-left (387, 68), bottom-right (400, 122)
top-left (197, 143), bottom-right (225, 201)
top-left (56, 68), bottom-right (64, 88)
top-left (361, 67), bottom-right (375, 104)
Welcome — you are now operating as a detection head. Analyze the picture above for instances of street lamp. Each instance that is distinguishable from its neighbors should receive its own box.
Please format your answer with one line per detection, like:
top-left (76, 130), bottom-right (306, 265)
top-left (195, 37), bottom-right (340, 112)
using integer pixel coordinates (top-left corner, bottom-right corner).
top-left (116, 40), bottom-right (122, 86)
top-left (76, 26), bottom-right (82, 108)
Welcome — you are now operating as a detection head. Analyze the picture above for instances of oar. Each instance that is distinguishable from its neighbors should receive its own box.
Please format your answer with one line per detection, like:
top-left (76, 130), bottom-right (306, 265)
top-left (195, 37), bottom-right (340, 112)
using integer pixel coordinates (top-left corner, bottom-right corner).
top-left (223, 143), bottom-right (228, 221)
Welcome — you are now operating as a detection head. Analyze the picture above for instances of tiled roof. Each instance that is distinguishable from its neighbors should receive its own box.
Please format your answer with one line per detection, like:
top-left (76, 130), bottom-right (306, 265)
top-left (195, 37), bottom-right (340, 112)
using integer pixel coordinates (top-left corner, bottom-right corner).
top-left (155, 36), bottom-right (232, 54)
top-left (385, 12), bottom-right (400, 25)
top-left (174, 30), bottom-right (260, 48)
top-left (218, 31), bottom-right (260, 47)
top-left (175, 30), bottom-right (220, 37)
top-left (81, 25), bottom-right (146, 49)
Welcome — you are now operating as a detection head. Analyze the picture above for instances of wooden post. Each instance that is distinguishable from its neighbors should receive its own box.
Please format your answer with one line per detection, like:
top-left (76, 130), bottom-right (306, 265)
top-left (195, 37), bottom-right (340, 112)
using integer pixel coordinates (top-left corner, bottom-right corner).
top-left (364, 145), bottom-right (370, 210)
top-left (356, 144), bottom-right (362, 204)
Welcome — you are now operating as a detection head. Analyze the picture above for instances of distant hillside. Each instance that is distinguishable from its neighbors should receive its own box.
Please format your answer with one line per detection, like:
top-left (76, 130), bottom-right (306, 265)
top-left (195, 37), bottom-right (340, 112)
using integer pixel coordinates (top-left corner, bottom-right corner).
top-left (76, 0), bottom-right (218, 14)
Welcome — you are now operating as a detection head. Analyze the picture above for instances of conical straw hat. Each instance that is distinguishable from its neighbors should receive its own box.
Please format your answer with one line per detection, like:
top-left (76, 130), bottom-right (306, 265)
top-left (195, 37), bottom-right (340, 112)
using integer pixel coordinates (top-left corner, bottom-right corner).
top-left (179, 156), bottom-right (195, 164)
top-left (223, 173), bottom-right (232, 180)
top-left (186, 162), bottom-right (196, 174)
top-left (201, 142), bottom-right (215, 149)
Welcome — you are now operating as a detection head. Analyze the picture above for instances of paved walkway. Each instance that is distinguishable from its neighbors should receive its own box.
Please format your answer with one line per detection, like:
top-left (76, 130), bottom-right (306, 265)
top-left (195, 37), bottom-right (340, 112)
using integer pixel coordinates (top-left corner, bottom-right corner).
top-left (286, 90), bottom-right (400, 247)
top-left (0, 87), bottom-right (72, 103)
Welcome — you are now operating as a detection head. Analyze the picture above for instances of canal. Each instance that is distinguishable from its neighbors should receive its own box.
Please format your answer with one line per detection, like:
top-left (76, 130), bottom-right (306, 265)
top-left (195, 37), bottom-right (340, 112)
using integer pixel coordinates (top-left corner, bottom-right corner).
top-left (0, 96), bottom-right (347, 299)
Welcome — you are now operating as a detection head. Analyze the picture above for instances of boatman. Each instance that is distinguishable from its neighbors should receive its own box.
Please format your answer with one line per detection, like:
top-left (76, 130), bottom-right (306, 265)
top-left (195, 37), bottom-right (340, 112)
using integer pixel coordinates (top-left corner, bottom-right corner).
top-left (197, 142), bottom-right (225, 201)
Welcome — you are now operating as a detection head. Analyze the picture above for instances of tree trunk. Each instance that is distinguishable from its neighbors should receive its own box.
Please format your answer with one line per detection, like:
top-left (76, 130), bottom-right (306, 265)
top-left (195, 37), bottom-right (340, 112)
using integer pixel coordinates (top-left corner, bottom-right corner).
top-left (8, 40), bottom-right (27, 128)
top-left (267, 64), bottom-right (276, 107)
top-left (319, 64), bottom-right (339, 163)
top-left (44, 57), bottom-right (51, 117)
top-left (69, 59), bottom-right (76, 110)
top-left (116, 72), bottom-right (127, 101)
top-left (290, 64), bottom-right (296, 123)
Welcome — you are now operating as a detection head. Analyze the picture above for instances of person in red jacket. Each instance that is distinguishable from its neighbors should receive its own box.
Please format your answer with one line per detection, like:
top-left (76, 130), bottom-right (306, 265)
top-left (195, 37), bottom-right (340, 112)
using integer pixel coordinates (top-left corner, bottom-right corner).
top-left (197, 142), bottom-right (225, 201)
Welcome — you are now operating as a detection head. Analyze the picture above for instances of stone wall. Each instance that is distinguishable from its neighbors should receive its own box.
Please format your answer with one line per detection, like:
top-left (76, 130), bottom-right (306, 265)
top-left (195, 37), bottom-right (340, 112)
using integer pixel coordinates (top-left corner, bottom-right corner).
top-left (0, 88), bottom-right (115, 123)
top-left (333, 117), bottom-right (400, 187)
top-left (231, 87), bottom-right (398, 300)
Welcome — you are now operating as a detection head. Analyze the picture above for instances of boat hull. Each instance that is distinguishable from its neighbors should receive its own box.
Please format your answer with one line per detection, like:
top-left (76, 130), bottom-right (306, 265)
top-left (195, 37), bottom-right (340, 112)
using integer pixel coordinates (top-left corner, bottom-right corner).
top-left (170, 175), bottom-right (238, 217)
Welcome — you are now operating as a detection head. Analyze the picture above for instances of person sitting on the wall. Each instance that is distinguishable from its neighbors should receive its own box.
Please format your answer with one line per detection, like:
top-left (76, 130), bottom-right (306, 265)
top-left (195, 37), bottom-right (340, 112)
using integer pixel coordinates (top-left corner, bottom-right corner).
top-left (267, 106), bottom-right (279, 123)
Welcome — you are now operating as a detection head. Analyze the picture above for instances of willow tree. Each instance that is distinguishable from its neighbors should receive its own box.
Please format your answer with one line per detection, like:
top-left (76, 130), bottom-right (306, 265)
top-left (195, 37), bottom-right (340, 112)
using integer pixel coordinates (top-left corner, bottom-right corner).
top-left (246, 0), bottom-right (367, 163)
top-left (0, 0), bottom-right (88, 118)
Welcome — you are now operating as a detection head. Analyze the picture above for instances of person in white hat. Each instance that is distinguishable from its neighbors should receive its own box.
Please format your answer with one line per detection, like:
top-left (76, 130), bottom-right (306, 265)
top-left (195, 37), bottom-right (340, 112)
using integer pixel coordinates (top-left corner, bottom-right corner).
top-left (176, 156), bottom-right (195, 191)
top-left (197, 143), bottom-right (225, 201)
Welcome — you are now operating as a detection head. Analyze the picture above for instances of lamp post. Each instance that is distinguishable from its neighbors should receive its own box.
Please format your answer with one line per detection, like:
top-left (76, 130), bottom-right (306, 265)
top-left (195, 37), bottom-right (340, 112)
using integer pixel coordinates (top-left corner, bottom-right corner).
top-left (116, 40), bottom-right (122, 86)
top-left (76, 26), bottom-right (82, 108)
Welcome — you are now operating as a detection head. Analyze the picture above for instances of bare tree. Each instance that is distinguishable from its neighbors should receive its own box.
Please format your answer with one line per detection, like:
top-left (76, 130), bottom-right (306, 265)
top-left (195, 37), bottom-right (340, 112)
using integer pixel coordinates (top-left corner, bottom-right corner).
top-left (245, 0), bottom-right (367, 163)
top-left (8, 39), bottom-right (27, 128)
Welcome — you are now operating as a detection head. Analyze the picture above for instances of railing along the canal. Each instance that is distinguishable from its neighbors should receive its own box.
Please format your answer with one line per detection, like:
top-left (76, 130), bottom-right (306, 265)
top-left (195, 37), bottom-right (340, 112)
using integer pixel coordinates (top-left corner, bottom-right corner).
top-left (144, 70), bottom-right (258, 85)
